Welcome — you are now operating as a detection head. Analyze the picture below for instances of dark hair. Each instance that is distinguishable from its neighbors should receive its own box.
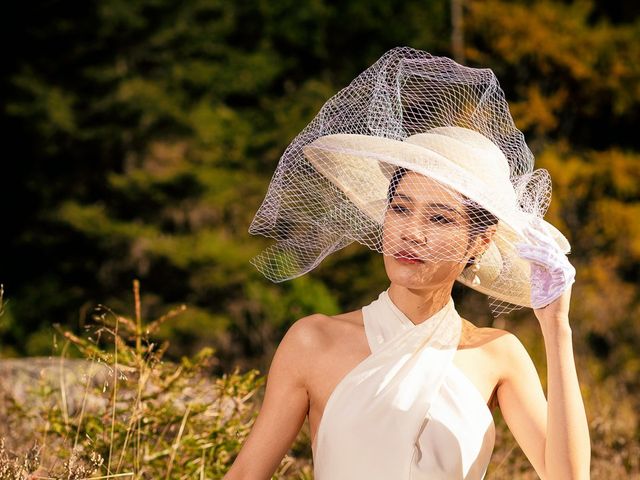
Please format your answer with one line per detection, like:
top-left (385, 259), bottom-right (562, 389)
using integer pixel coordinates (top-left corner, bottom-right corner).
top-left (386, 167), bottom-right (498, 268)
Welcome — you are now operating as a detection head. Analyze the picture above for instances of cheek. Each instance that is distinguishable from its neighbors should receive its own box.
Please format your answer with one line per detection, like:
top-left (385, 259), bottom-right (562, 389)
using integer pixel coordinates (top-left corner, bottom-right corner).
top-left (429, 230), bottom-right (470, 258)
top-left (380, 215), bottom-right (400, 251)
top-left (382, 217), bottom-right (470, 259)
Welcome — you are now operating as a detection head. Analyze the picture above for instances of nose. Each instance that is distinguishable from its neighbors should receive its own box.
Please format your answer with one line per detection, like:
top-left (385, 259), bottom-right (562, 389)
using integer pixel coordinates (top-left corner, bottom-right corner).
top-left (400, 218), bottom-right (427, 245)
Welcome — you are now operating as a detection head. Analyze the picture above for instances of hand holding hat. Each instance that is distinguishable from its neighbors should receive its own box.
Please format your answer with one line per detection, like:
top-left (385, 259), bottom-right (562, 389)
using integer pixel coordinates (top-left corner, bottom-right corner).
top-left (515, 218), bottom-right (576, 311)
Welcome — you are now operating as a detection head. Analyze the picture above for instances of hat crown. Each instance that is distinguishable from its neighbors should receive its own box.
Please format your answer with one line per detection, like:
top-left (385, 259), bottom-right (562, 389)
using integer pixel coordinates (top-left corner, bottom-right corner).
top-left (404, 126), bottom-right (516, 204)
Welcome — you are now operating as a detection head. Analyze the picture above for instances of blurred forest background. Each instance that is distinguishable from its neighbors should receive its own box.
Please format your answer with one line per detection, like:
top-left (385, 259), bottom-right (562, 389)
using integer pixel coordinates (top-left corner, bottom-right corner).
top-left (1, 0), bottom-right (639, 477)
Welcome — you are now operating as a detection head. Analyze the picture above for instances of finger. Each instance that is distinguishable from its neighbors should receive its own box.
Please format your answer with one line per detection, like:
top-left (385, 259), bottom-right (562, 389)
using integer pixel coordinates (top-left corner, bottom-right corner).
top-left (516, 244), bottom-right (557, 267)
top-left (523, 224), bottom-right (556, 248)
top-left (517, 243), bottom-right (569, 267)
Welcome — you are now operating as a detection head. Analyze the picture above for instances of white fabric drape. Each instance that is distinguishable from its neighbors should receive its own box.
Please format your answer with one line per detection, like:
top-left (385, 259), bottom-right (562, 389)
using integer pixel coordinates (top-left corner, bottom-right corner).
top-left (312, 289), bottom-right (495, 479)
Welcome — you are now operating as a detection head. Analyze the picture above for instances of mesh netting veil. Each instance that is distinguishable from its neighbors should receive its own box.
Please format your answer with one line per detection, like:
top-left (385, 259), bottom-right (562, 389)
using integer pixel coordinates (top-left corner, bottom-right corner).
top-left (248, 47), bottom-right (570, 316)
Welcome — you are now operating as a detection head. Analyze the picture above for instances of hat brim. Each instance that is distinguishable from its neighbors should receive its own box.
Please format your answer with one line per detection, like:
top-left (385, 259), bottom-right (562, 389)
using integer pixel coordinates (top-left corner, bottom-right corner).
top-left (303, 133), bottom-right (570, 308)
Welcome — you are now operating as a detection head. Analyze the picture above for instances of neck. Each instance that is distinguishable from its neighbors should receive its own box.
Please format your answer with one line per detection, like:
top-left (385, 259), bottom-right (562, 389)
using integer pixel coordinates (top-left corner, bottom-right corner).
top-left (387, 282), bottom-right (453, 325)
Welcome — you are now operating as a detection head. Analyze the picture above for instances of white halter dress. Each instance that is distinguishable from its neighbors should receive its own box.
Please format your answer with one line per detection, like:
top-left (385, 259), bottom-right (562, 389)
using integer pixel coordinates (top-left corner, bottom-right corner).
top-left (312, 289), bottom-right (495, 479)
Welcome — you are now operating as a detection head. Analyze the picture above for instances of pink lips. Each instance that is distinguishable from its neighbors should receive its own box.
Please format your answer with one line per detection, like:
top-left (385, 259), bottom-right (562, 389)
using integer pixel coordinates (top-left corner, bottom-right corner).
top-left (393, 250), bottom-right (424, 264)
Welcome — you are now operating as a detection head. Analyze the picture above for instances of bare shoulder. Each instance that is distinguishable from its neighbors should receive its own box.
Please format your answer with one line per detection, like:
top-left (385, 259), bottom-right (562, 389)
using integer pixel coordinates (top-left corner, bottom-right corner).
top-left (486, 327), bottom-right (531, 361)
top-left (266, 314), bottom-right (330, 390)
top-left (459, 318), bottom-right (507, 346)
top-left (278, 310), bottom-right (362, 362)
top-left (460, 320), bottom-right (533, 368)
top-left (492, 329), bottom-right (537, 382)
top-left (282, 313), bottom-right (333, 351)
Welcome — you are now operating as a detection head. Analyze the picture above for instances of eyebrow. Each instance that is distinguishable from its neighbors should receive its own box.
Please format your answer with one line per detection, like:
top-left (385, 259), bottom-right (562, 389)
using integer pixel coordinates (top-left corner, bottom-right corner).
top-left (392, 193), bottom-right (463, 215)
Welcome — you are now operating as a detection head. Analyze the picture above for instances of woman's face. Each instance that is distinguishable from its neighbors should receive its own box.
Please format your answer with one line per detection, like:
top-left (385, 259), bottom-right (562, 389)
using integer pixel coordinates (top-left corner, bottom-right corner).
top-left (381, 171), bottom-right (493, 289)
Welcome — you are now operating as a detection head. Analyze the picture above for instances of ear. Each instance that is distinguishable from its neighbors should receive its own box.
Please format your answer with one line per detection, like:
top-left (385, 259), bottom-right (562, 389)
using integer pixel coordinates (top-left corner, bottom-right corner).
top-left (470, 223), bottom-right (498, 258)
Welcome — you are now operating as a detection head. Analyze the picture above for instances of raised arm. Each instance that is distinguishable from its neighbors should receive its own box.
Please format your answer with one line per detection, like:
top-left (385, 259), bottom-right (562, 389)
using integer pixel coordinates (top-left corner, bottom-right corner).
top-left (224, 316), bottom-right (318, 479)
top-left (537, 286), bottom-right (590, 478)
top-left (497, 285), bottom-right (590, 479)
top-left (499, 220), bottom-right (591, 479)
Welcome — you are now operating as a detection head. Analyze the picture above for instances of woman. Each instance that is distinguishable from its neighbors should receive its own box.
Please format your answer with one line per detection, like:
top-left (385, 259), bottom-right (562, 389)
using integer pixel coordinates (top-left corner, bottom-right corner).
top-left (226, 48), bottom-right (590, 479)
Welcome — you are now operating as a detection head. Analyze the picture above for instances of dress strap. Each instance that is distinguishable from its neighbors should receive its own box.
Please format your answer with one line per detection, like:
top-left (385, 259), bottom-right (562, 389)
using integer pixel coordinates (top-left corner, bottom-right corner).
top-left (363, 288), bottom-right (458, 353)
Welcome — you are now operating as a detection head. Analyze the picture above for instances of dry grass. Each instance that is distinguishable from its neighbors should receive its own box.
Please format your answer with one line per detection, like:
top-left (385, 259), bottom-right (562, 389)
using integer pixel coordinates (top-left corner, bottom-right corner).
top-left (0, 281), bottom-right (270, 479)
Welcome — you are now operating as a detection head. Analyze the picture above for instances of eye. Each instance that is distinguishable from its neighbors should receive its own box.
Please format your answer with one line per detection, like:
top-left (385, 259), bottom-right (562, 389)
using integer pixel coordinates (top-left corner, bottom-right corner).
top-left (430, 213), bottom-right (453, 224)
top-left (390, 203), bottom-right (410, 214)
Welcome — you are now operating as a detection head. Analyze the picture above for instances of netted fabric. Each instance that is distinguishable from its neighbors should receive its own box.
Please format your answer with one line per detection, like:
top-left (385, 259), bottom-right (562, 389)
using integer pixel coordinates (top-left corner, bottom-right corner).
top-left (248, 47), bottom-right (570, 316)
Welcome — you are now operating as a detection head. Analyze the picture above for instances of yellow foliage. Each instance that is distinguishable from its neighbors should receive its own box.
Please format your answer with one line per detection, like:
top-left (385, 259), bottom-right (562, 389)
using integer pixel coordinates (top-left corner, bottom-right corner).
top-left (595, 199), bottom-right (640, 259)
top-left (595, 149), bottom-right (640, 198)
top-left (467, 0), bottom-right (600, 78)
top-left (572, 256), bottom-right (636, 333)
top-left (510, 85), bottom-right (567, 135)
top-left (466, 0), bottom-right (640, 132)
